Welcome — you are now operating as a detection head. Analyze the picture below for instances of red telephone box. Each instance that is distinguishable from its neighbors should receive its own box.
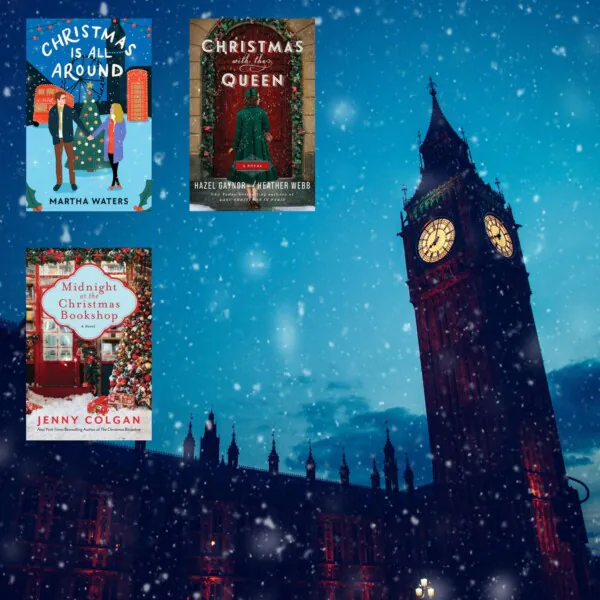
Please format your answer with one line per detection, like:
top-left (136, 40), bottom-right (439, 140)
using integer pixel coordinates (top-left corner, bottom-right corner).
top-left (127, 69), bottom-right (149, 122)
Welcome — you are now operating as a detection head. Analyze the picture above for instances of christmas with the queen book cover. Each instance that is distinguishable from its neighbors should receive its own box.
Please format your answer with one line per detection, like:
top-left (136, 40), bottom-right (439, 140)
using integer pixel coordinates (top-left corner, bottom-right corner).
top-left (26, 18), bottom-right (152, 212)
top-left (26, 248), bottom-right (152, 441)
top-left (190, 18), bottom-right (315, 211)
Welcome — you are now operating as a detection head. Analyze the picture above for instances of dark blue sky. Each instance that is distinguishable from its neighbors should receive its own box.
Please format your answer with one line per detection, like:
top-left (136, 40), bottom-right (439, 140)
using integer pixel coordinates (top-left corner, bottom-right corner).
top-left (3, 0), bottom-right (600, 549)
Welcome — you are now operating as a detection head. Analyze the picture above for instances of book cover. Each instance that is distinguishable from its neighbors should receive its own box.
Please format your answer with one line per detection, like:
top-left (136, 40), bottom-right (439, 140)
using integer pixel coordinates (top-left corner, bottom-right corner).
top-left (26, 18), bottom-right (153, 212)
top-left (189, 18), bottom-right (315, 212)
top-left (25, 248), bottom-right (152, 441)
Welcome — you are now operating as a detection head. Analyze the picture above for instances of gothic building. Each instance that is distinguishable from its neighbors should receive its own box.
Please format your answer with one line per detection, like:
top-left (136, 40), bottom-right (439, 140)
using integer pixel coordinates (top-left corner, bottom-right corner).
top-left (3, 81), bottom-right (592, 600)
top-left (4, 414), bottom-right (433, 600)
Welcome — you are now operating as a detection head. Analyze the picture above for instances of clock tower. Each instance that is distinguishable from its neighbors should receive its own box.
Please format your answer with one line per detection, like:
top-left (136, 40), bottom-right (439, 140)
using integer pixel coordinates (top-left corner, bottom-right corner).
top-left (399, 79), bottom-right (590, 599)
top-left (106, 18), bottom-right (127, 109)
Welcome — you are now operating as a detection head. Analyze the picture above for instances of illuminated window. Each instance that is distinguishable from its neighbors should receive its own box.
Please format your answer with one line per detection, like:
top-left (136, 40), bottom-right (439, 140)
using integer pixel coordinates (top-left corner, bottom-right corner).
top-left (201, 506), bottom-right (224, 554)
top-left (190, 580), bottom-right (223, 600)
top-left (101, 340), bottom-right (120, 361)
top-left (42, 318), bottom-right (73, 361)
top-left (40, 262), bottom-right (75, 276)
top-left (100, 261), bottom-right (126, 274)
top-left (319, 520), bottom-right (334, 562)
top-left (207, 582), bottom-right (222, 600)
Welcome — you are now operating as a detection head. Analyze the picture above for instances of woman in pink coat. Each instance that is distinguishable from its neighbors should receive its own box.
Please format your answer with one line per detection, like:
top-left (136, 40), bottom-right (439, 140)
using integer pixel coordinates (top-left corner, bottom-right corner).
top-left (88, 103), bottom-right (127, 190)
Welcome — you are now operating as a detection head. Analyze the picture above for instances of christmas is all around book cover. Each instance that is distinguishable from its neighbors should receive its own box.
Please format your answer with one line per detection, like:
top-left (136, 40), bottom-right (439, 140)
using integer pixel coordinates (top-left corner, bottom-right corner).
top-left (26, 18), bottom-right (152, 212)
top-left (189, 18), bottom-right (315, 212)
top-left (26, 248), bottom-right (152, 441)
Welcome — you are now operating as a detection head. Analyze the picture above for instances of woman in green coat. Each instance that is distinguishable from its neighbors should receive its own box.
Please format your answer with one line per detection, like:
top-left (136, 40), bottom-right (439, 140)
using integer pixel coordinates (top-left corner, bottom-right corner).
top-left (228, 88), bottom-right (278, 209)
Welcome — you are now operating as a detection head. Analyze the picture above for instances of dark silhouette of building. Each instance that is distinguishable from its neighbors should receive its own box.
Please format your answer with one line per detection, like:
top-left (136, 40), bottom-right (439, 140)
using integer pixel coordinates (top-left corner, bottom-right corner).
top-left (2, 81), bottom-right (593, 600)
top-left (3, 411), bottom-right (432, 600)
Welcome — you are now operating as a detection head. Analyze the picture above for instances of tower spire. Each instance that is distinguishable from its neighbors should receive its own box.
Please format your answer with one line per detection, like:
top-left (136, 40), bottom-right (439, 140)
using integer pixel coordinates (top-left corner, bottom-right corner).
top-left (413, 77), bottom-right (473, 193)
top-left (306, 440), bottom-right (316, 481)
top-left (459, 127), bottom-right (474, 165)
top-left (227, 423), bottom-right (239, 469)
top-left (339, 447), bottom-right (350, 486)
top-left (384, 422), bottom-right (393, 453)
top-left (183, 413), bottom-right (196, 461)
top-left (269, 430), bottom-right (279, 475)
top-left (200, 408), bottom-right (220, 466)
top-left (494, 177), bottom-right (505, 200)
top-left (427, 76), bottom-right (438, 97)
top-left (383, 424), bottom-right (399, 493)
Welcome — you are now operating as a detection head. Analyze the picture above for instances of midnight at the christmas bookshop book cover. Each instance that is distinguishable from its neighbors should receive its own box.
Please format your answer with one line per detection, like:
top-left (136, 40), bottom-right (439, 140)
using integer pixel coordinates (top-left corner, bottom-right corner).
top-left (25, 248), bottom-right (152, 441)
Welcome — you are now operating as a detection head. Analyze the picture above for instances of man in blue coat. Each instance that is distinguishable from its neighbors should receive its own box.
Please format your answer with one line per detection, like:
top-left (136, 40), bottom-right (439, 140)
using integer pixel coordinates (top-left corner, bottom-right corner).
top-left (48, 91), bottom-right (91, 192)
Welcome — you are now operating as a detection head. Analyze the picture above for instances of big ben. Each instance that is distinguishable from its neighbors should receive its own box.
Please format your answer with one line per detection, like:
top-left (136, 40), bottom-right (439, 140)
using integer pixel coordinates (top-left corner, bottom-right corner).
top-left (399, 79), bottom-right (590, 599)
top-left (106, 18), bottom-right (127, 109)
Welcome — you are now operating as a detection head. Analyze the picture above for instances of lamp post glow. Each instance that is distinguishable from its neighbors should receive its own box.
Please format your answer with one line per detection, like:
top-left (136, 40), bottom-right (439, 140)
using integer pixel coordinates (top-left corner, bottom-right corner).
top-left (415, 578), bottom-right (434, 598)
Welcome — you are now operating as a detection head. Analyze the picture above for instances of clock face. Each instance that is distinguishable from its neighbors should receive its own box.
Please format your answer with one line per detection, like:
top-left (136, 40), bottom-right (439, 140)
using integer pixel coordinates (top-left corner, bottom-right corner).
top-left (417, 218), bottom-right (456, 263)
top-left (484, 214), bottom-right (514, 257)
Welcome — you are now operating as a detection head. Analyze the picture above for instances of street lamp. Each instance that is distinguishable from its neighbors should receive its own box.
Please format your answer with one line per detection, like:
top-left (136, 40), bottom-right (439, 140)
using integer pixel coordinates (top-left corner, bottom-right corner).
top-left (415, 578), bottom-right (435, 598)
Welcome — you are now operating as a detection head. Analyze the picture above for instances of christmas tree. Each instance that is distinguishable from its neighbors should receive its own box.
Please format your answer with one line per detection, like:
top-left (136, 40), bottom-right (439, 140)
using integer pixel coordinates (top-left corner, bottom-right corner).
top-left (71, 82), bottom-right (110, 172)
top-left (109, 277), bottom-right (152, 408)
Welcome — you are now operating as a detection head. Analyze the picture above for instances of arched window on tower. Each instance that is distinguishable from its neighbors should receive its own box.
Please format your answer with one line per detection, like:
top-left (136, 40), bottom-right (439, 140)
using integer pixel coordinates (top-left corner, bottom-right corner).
top-left (359, 521), bottom-right (378, 565)
top-left (348, 521), bottom-right (359, 563)
top-left (319, 519), bottom-right (334, 562)
top-left (207, 581), bottom-right (222, 600)
top-left (189, 579), bottom-right (223, 600)
top-left (332, 520), bottom-right (343, 563)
